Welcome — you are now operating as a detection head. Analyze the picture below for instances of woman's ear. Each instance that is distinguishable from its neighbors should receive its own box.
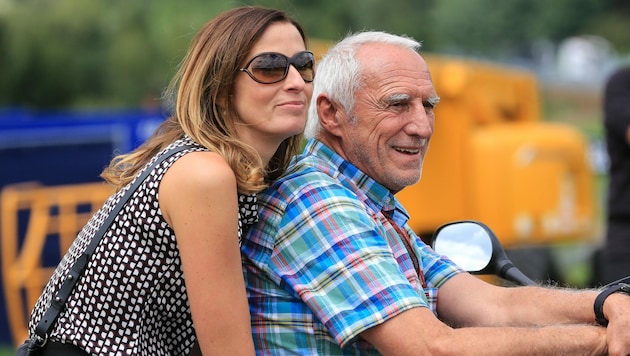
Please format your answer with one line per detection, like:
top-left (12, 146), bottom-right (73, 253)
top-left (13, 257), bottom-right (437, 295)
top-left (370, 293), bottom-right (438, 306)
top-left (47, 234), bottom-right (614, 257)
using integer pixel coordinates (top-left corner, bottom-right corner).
top-left (317, 95), bottom-right (344, 137)
top-left (216, 94), bottom-right (229, 114)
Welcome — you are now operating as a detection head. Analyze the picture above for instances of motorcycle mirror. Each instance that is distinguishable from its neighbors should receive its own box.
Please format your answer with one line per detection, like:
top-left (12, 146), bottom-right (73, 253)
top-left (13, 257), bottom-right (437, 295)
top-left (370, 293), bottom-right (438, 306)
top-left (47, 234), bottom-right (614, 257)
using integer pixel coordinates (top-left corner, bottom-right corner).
top-left (431, 221), bottom-right (537, 286)
top-left (431, 221), bottom-right (493, 272)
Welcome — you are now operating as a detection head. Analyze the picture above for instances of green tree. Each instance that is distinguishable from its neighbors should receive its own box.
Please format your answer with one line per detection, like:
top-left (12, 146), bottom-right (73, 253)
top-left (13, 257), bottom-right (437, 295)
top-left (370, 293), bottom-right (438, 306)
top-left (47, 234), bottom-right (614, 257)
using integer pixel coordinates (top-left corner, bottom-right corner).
top-left (0, 0), bottom-right (628, 109)
top-left (0, 0), bottom-right (230, 108)
top-left (428, 0), bottom-right (604, 57)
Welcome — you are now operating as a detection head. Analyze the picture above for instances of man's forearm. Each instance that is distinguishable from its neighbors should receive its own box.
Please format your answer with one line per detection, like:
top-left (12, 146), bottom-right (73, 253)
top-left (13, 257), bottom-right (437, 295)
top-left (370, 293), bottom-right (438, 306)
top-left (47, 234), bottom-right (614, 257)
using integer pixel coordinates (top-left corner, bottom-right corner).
top-left (445, 324), bottom-right (607, 356)
top-left (366, 307), bottom-right (607, 356)
top-left (496, 286), bottom-right (598, 326)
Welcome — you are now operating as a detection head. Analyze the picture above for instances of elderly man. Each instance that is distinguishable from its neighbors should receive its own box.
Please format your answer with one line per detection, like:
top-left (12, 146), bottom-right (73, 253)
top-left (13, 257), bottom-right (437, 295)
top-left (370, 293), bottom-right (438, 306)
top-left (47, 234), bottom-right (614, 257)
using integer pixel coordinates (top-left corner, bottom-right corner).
top-left (242, 31), bottom-right (630, 355)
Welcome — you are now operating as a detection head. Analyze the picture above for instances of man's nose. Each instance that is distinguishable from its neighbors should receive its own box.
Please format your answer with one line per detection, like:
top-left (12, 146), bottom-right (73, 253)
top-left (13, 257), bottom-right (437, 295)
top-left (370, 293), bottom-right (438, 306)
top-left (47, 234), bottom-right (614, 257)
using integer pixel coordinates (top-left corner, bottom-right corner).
top-left (404, 107), bottom-right (433, 137)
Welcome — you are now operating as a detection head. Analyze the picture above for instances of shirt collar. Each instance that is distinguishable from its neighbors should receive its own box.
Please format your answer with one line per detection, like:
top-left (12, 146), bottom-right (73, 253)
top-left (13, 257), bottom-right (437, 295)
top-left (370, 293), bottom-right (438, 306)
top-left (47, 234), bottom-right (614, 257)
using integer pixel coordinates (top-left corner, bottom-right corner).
top-left (301, 138), bottom-right (411, 226)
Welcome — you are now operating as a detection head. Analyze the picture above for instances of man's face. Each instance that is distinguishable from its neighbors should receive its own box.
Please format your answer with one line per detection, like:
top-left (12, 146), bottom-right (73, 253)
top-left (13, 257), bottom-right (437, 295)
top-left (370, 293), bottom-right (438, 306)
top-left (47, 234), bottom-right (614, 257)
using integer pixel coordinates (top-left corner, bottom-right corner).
top-left (338, 43), bottom-right (438, 193)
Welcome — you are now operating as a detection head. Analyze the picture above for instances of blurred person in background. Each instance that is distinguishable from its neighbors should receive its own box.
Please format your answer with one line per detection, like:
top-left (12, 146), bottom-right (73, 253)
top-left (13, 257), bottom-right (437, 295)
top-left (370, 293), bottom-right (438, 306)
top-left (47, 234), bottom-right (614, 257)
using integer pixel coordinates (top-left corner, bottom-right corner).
top-left (601, 66), bottom-right (630, 285)
top-left (25, 6), bottom-right (312, 355)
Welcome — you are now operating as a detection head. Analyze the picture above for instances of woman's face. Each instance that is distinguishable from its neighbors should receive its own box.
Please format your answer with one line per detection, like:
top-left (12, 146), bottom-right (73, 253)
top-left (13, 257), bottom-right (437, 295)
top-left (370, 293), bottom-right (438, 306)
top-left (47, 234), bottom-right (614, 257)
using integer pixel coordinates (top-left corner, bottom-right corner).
top-left (232, 22), bottom-right (312, 163)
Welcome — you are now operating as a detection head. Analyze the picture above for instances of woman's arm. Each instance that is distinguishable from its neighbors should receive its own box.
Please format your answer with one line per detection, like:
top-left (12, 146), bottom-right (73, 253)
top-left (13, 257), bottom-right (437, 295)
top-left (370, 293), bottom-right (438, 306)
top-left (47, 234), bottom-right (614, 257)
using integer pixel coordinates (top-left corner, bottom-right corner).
top-left (160, 151), bottom-right (254, 356)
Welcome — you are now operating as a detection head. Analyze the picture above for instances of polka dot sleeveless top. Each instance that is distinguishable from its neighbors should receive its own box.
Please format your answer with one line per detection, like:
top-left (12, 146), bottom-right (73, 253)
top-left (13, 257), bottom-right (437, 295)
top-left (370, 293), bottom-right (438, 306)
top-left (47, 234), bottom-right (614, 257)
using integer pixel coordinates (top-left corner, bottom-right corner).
top-left (28, 136), bottom-right (258, 355)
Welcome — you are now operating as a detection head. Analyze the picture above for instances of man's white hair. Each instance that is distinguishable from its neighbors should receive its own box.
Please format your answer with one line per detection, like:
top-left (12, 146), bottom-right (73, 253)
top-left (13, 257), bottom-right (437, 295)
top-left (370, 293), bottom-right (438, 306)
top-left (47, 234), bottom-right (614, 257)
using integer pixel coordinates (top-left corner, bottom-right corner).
top-left (304, 31), bottom-right (422, 139)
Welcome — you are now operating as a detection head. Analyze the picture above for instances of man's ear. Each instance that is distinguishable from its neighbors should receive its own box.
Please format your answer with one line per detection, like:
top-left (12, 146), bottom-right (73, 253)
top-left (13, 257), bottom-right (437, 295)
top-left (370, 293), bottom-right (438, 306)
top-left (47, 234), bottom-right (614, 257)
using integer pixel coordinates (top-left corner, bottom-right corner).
top-left (317, 95), bottom-right (344, 137)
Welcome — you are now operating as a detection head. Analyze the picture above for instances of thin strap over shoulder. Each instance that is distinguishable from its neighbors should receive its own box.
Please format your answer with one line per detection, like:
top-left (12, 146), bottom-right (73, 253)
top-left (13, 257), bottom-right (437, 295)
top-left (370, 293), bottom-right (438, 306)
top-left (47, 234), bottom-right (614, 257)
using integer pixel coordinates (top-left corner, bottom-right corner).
top-left (34, 143), bottom-right (195, 342)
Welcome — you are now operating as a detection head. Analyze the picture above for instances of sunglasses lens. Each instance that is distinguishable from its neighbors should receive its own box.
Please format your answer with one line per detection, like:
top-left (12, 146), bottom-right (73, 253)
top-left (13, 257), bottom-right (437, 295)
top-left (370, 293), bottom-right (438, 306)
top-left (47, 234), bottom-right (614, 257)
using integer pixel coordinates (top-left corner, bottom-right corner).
top-left (292, 52), bottom-right (314, 82)
top-left (243, 51), bottom-right (315, 84)
top-left (249, 53), bottom-right (288, 83)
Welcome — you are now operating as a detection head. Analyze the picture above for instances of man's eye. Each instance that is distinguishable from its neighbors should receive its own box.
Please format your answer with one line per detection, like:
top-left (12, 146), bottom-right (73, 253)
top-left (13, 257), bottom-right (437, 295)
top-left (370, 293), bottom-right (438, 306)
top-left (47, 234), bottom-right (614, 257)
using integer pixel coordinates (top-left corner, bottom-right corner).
top-left (425, 97), bottom-right (440, 109)
top-left (388, 100), bottom-right (409, 108)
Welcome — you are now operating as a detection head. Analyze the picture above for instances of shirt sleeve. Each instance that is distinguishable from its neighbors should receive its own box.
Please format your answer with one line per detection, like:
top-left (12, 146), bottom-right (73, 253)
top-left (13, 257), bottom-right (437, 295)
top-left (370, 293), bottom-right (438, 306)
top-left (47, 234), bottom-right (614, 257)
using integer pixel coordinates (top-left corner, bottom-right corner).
top-left (271, 181), bottom-right (427, 347)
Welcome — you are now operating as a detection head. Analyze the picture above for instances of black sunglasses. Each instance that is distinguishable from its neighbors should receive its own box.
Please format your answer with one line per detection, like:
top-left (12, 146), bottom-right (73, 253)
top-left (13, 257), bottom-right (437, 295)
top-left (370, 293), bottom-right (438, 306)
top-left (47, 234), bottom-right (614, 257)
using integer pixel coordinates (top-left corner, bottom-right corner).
top-left (239, 51), bottom-right (315, 84)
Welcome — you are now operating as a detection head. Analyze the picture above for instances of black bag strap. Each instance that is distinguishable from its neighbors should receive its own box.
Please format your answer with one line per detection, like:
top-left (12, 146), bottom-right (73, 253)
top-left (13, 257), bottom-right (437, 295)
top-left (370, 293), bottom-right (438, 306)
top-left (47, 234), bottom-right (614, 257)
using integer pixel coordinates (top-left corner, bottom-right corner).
top-left (34, 143), bottom-right (195, 341)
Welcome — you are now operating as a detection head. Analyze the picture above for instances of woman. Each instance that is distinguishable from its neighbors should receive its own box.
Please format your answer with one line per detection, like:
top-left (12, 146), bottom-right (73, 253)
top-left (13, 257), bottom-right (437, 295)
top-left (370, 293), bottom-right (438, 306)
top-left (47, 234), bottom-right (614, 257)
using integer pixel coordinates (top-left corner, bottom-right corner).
top-left (26, 6), bottom-right (313, 355)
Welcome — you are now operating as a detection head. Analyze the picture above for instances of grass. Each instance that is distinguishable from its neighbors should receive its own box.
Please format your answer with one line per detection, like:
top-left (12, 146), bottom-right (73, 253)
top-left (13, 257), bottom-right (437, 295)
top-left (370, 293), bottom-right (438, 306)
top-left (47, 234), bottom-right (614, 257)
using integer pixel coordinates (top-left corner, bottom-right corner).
top-left (540, 83), bottom-right (607, 287)
top-left (0, 346), bottom-right (14, 355)
top-left (541, 84), bottom-right (603, 134)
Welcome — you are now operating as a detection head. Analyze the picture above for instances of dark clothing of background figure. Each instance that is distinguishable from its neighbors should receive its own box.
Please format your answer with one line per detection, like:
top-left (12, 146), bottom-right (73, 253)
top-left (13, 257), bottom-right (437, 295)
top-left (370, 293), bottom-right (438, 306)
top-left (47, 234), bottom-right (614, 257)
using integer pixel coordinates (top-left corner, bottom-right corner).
top-left (601, 66), bottom-right (630, 284)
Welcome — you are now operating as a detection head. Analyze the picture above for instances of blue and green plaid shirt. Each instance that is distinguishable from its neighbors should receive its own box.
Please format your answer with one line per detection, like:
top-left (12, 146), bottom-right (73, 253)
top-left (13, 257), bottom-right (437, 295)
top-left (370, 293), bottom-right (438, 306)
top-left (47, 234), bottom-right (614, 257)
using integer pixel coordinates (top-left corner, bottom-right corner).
top-left (242, 139), bottom-right (463, 355)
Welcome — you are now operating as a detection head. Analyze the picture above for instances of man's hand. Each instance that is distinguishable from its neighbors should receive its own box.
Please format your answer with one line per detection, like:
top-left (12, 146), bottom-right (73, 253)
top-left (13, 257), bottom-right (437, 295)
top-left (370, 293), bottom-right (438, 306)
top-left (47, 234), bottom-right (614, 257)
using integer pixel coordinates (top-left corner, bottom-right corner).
top-left (604, 292), bottom-right (630, 356)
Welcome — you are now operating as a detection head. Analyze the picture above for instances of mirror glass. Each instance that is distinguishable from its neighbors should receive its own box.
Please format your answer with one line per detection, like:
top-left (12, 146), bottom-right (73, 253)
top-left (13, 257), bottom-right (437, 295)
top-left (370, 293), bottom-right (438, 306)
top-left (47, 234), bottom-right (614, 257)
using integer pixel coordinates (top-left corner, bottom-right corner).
top-left (433, 222), bottom-right (493, 272)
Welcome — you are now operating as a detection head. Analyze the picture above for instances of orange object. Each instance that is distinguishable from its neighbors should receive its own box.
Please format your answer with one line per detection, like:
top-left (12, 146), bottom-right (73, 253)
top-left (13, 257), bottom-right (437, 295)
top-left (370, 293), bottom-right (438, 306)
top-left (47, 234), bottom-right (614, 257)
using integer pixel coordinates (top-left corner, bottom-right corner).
top-left (1, 182), bottom-right (113, 346)
top-left (397, 55), bottom-right (595, 247)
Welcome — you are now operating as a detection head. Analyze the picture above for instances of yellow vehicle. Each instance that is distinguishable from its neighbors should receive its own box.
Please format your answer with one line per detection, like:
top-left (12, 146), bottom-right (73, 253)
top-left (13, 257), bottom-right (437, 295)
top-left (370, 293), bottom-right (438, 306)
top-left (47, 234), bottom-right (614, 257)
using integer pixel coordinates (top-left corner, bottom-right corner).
top-left (397, 53), bottom-right (595, 247)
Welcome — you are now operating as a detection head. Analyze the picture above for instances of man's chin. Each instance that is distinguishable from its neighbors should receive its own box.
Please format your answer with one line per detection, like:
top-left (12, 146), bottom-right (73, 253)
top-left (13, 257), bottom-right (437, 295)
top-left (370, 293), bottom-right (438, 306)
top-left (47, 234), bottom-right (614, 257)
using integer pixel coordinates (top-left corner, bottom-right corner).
top-left (388, 174), bottom-right (422, 193)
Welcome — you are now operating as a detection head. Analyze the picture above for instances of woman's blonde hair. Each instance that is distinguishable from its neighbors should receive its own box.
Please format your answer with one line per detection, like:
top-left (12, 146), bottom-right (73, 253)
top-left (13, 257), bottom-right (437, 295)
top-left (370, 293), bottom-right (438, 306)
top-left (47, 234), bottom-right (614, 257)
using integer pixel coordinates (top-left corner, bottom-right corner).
top-left (100, 6), bottom-right (306, 194)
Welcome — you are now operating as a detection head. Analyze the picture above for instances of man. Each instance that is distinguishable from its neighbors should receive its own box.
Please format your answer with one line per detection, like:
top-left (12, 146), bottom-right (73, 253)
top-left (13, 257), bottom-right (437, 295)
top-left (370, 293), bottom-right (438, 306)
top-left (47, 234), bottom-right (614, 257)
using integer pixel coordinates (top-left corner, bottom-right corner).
top-left (601, 66), bottom-right (630, 284)
top-left (242, 31), bottom-right (630, 355)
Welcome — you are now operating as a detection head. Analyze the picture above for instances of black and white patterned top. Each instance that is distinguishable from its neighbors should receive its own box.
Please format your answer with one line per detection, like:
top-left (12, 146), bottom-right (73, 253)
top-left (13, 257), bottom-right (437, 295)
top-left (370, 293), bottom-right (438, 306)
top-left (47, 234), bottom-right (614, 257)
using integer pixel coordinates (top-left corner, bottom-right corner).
top-left (28, 135), bottom-right (258, 355)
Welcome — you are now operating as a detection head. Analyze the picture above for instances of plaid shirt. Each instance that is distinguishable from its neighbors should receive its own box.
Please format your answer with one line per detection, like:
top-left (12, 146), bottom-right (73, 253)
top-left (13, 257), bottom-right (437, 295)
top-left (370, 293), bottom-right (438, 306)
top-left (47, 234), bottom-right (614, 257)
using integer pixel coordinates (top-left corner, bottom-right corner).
top-left (242, 139), bottom-right (463, 355)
